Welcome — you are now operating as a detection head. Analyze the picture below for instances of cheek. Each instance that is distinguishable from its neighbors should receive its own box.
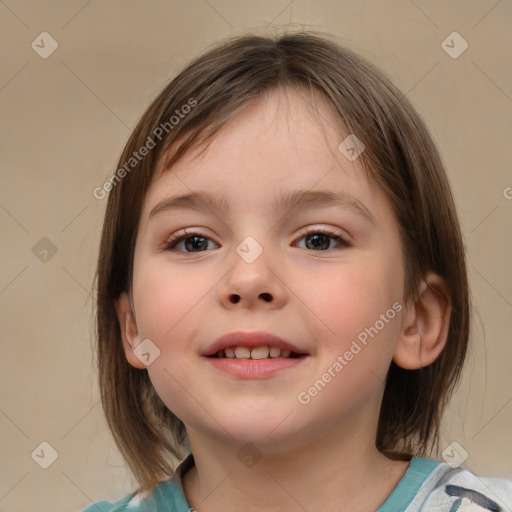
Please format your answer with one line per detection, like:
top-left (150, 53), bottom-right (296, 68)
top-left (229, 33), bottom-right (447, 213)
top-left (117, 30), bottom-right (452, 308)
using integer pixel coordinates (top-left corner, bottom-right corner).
top-left (132, 258), bottom-right (212, 349)
top-left (131, 254), bottom-right (234, 426)
top-left (293, 262), bottom-right (403, 417)
top-left (131, 261), bottom-right (212, 423)
top-left (297, 257), bottom-right (402, 343)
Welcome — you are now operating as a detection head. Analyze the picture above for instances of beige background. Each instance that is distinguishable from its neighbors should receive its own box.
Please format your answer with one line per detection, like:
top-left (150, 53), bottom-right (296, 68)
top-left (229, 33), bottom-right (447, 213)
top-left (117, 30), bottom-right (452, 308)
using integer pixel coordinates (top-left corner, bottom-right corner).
top-left (0, 1), bottom-right (511, 511)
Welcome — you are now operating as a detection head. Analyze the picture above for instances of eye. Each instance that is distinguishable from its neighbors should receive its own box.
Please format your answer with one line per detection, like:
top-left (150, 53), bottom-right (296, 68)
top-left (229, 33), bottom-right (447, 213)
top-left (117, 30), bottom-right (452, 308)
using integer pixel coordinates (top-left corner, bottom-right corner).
top-left (164, 227), bottom-right (351, 253)
top-left (294, 227), bottom-right (351, 251)
top-left (164, 229), bottom-right (219, 253)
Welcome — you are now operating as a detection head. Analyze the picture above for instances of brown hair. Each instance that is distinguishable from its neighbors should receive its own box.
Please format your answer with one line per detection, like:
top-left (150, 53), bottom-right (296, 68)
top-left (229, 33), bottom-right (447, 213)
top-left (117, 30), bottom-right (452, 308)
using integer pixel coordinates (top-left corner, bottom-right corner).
top-left (94, 30), bottom-right (470, 496)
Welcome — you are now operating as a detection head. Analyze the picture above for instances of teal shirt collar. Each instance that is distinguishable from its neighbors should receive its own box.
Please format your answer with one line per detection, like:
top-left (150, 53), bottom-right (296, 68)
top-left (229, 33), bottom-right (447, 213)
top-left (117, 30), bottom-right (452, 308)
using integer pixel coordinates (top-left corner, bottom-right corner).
top-left (154, 453), bottom-right (440, 512)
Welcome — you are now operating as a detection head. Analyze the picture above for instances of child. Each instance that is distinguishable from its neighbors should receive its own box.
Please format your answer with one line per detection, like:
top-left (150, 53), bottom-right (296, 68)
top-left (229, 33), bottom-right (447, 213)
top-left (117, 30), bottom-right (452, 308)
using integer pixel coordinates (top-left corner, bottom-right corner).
top-left (84, 32), bottom-right (512, 511)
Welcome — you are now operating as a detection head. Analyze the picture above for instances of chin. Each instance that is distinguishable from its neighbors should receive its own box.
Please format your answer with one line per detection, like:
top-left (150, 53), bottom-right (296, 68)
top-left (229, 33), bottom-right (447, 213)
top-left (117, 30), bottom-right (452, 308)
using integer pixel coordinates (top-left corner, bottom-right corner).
top-left (214, 410), bottom-right (308, 450)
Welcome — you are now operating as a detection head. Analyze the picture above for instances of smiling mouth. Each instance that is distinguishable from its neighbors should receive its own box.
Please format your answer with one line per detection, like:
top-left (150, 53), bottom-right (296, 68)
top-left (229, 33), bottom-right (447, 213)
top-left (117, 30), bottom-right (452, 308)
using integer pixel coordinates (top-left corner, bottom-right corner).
top-left (208, 346), bottom-right (305, 359)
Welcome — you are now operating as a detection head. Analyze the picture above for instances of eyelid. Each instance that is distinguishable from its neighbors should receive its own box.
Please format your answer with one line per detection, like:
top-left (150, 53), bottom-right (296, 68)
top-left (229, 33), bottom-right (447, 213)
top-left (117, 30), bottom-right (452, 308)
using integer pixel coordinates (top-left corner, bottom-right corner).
top-left (293, 225), bottom-right (352, 249)
top-left (164, 225), bottom-right (349, 242)
top-left (165, 227), bottom-right (208, 243)
top-left (294, 224), bottom-right (352, 243)
top-left (164, 227), bottom-right (218, 247)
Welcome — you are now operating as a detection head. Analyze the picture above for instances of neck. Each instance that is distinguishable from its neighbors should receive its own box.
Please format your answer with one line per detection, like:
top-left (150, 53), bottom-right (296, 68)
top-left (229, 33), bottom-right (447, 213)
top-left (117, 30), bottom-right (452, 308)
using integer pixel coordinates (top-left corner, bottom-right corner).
top-left (181, 420), bottom-right (410, 512)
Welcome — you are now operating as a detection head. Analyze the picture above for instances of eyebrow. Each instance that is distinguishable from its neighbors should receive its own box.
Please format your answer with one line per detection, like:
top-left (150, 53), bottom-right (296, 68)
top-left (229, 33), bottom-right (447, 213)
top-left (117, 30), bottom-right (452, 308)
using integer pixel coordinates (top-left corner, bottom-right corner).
top-left (148, 189), bottom-right (377, 226)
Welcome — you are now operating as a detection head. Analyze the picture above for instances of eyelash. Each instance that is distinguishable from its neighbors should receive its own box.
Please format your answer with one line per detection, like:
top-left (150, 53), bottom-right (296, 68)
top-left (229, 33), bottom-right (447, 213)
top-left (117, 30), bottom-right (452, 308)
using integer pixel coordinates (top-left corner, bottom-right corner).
top-left (163, 227), bottom-right (351, 252)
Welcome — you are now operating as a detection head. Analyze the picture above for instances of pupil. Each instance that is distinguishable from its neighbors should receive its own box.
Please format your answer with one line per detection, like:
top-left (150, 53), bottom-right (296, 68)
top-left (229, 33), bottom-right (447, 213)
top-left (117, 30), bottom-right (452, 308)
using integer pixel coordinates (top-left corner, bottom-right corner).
top-left (186, 236), bottom-right (208, 252)
top-left (306, 234), bottom-right (329, 250)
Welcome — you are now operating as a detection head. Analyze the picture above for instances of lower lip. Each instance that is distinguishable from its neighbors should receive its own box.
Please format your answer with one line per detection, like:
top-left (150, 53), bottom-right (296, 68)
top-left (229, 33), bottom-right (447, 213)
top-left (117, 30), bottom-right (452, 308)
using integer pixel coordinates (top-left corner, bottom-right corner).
top-left (205, 356), bottom-right (308, 379)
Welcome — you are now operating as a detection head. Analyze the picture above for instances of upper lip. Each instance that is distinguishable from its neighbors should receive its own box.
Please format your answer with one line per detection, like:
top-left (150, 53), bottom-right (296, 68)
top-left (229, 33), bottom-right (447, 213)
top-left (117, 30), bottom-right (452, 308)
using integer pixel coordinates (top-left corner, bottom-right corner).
top-left (202, 331), bottom-right (308, 357)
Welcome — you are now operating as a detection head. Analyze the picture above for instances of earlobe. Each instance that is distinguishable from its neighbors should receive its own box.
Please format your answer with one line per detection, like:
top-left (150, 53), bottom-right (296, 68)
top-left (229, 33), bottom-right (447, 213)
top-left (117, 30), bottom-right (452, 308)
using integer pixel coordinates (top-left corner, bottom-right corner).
top-left (393, 272), bottom-right (451, 370)
top-left (115, 292), bottom-right (146, 369)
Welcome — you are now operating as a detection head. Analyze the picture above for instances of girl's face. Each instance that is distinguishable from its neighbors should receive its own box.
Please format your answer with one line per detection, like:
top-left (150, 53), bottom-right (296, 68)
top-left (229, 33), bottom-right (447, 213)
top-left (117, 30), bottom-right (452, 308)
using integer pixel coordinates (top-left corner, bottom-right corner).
top-left (121, 88), bottom-right (408, 452)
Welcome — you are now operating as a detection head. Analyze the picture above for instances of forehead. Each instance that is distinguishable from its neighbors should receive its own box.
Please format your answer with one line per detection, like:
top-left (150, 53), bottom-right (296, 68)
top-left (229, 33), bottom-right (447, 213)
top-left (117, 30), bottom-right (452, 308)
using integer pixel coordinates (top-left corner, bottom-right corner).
top-left (155, 87), bottom-right (351, 173)
top-left (144, 87), bottom-right (382, 217)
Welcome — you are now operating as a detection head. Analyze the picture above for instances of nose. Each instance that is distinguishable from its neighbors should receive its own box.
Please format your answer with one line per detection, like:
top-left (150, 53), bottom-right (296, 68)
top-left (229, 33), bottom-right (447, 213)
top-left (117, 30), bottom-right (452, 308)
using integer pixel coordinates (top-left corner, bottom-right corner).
top-left (218, 240), bottom-right (287, 310)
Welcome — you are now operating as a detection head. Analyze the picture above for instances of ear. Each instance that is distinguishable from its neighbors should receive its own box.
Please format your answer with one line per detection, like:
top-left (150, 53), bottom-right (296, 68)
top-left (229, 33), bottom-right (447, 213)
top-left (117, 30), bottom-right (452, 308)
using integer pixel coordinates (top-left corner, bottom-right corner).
top-left (393, 272), bottom-right (451, 370)
top-left (115, 292), bottom-right (146, 369)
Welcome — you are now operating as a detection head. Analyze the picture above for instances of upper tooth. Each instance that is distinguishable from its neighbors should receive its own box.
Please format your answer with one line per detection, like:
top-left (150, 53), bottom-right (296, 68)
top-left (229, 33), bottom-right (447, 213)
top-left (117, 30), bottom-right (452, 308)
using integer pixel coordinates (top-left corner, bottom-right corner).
top-left (234, 347), bottom-right (251, 358)
top-left (251, 346), bottom-right (269, 359)
top-left (216, 346), bottom-right (293, 359)
top-left (269, 347), bottom-right (281, 358)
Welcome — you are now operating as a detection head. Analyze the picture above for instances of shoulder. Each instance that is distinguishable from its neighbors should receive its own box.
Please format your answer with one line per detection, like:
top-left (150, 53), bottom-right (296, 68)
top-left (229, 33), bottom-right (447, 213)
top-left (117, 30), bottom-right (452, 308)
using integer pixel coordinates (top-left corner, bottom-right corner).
top-left (81, 453), bottom-right (195, 512)
top-left (79, 493), bottom-right (138, 512)
top-left (79, 478), bottom-right (189, 512)
top-left (413, 460), bottom-right (512, 511)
